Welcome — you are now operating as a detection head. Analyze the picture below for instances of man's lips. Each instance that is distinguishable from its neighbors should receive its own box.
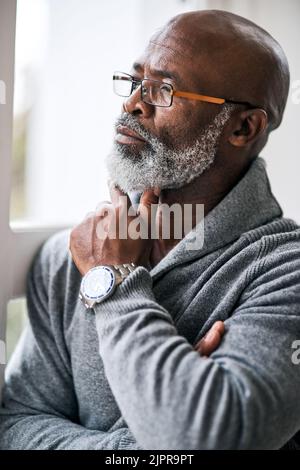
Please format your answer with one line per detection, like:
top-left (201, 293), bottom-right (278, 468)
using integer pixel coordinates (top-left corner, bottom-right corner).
top-left (116, 125), bottom-right (146, 144)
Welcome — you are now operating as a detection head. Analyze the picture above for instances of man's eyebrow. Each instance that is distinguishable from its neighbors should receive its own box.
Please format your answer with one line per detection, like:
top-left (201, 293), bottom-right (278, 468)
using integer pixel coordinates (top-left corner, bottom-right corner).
top-left (132, 62), bottom-right (143, 74)
top-left (132, 62), bottom-right (181, 84)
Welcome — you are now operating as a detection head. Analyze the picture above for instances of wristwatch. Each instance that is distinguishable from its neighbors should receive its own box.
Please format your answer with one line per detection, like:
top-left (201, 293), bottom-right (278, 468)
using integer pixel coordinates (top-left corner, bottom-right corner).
top-left (79, 263), bottom-right (137, 308)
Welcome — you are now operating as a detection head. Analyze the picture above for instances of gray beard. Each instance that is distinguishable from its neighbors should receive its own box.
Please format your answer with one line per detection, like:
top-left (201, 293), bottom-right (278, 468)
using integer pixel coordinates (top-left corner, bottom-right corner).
top-left (106, 104), bottom-right (235, 192)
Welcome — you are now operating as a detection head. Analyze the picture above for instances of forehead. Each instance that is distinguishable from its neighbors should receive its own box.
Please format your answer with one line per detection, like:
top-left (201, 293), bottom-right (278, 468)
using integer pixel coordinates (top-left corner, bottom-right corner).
top-left (134, 35), bottom-right (199, 87)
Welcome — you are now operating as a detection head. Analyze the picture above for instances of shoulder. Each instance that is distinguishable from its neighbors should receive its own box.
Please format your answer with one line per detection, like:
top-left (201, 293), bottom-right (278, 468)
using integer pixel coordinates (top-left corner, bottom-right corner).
top-left (240, 217), bottom-right (300, 311)
top-left (243, 216), bottom-right (300, 259)
top-left (27, 229), bottom-right (83, 332)
top-left (29, 229), bottom-right (78, 292)
top-left (39, 228), bottom-right (72, 271)
top-left (251, 217), bottom-right (300, 264)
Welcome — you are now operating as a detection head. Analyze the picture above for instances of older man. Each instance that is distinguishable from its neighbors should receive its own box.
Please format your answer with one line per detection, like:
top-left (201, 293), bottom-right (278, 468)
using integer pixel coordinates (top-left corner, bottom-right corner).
top-left (1, 10), bottom-right (300, 450)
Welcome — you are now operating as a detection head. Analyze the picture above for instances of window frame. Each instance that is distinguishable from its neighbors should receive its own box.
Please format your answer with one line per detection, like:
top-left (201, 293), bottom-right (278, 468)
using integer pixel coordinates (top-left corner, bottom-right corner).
top-left (0, 0), bottom-right (68, 399)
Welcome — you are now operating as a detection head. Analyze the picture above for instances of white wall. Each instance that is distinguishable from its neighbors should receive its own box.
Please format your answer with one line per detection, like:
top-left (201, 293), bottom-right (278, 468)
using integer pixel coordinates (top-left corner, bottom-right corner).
top-left (207, 0), bottom-right (300, 222)
top-left (22, 0), bottom-right (300, 224)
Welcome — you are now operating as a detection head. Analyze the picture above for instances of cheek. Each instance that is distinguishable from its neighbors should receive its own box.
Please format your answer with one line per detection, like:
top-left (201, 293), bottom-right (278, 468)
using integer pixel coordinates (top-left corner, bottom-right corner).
top-left (153, 105), bottom-right (203, 148)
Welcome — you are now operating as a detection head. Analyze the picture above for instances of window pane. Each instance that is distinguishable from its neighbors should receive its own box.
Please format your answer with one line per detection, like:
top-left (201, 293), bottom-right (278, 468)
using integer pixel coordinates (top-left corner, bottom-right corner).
top-left (10, 0), bottom-right (49, 222)
top-left (10, 0), bottom-right (202, 226)
top-left (10, 0), bottom-right (143, 225)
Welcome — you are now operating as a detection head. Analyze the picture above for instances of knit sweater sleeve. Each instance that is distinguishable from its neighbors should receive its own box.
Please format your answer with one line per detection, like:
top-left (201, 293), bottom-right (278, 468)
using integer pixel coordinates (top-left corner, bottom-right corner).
top-left (0, 233), bottom-right (139, 450)
top-left (94, 232), bottom-right (300, 450)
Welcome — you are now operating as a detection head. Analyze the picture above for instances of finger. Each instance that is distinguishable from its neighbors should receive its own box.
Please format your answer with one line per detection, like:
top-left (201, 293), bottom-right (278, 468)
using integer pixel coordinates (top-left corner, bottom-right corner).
top-left (95, 201), bottom-right (112, 217)
top-left (194, 321), bottom-right (225, 355)
top-left (211, 320), bottom-right (225, 336)
top-left (108, 179), bottom-right (119, 205)
top-left (138, 188), bottom-right (160, 219)
top-left (108, 181), bottom-right (132, 208)
top-left (195, 330), bottom-right (222, 357)
top-left (194, 321), bottom-right (225, 356)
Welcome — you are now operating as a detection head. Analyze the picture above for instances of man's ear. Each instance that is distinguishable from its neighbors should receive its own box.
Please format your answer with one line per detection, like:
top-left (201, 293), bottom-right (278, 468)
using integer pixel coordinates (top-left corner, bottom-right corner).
top-left (228, 109), bottom-right (268, 147)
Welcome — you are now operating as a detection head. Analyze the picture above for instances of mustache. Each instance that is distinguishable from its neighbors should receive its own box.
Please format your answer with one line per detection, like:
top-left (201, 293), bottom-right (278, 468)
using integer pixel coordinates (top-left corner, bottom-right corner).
top-left (115, 113), bottom-right (156, 145)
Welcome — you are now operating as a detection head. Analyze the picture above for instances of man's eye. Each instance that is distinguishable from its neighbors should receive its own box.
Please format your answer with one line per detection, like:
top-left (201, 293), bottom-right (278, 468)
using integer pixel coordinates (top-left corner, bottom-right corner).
top-left (160, 84), bottom-right (171, 93)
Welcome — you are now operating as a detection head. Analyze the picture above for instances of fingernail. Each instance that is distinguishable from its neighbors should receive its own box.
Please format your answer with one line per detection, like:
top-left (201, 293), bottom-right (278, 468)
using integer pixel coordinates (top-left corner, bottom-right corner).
top-left (205, 330), bottom-right (216, 343)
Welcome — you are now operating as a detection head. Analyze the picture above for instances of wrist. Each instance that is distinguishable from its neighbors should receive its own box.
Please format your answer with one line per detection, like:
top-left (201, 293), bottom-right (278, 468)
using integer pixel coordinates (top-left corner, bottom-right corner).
top-left (79, 263), bottom-right (137, 309)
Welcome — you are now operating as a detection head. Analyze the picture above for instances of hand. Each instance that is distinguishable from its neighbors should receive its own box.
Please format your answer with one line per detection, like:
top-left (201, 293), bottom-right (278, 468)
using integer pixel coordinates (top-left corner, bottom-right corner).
top-left (194, 321), bottom-right (225, 357)
top-left (69, 182), bottom-right (160, 275)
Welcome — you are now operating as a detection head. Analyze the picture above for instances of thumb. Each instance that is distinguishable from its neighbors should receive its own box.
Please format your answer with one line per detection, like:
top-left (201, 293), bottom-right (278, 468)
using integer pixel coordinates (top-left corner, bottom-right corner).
top-left (138, 187), bottom-right (160, 213)
top-left (140, 188), bottom-right (160, 207)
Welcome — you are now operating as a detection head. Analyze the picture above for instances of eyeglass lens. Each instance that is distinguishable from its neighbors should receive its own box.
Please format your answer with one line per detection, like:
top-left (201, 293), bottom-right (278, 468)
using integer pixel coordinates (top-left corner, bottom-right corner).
top-left (113, 72), bottom-right (172, 107)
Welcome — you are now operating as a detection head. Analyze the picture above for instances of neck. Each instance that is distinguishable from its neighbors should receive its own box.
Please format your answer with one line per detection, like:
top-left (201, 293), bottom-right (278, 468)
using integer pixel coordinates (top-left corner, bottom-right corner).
top-left (149, 156), bottom-right (252, 267)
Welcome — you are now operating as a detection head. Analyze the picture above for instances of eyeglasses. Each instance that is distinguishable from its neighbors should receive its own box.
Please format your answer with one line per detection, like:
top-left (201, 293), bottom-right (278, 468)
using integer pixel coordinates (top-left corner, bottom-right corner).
top-left (113, 71), bottom-right (264, 109)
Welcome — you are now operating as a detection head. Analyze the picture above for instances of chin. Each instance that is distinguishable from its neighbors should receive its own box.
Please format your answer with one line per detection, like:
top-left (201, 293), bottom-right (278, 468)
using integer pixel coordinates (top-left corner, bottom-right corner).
top-left (114, 142), bottom-right (144, 161)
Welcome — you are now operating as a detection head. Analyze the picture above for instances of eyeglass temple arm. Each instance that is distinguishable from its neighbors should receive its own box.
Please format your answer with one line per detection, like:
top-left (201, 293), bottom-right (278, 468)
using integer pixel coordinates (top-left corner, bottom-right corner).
top-left (113, 75), bottom-right (261, 108)
top-left (172, 90), bottom-right (225, 105)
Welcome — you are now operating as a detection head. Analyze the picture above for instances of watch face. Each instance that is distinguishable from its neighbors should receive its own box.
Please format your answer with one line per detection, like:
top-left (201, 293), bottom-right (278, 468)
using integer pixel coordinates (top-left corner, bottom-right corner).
top-left (82, 266), bottom-right (116, 301)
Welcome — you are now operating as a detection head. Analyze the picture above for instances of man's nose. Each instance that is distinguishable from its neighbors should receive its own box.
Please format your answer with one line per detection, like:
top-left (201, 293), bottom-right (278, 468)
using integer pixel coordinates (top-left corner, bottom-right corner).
top-left (123, 86), bottom-right (154, 118)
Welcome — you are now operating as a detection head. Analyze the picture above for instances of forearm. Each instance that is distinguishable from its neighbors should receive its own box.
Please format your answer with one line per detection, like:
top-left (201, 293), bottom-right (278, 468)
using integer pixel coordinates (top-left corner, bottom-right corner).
top-left (95, 267), bottom-right (300, 450)
top-left (95, 268), bottom-right (241, 449)
top-left (0, 411), bottom-right (140, 450)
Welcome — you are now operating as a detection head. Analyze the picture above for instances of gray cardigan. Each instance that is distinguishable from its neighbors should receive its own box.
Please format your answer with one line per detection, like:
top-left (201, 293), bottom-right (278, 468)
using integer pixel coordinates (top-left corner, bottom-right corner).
top-left (1, 157), bottom-right (300, 450)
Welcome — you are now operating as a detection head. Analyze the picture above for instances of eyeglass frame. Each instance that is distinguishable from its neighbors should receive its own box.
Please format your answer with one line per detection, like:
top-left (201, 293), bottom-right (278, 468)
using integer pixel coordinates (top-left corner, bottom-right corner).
top-left (113, 71), bottom-right (266, 112)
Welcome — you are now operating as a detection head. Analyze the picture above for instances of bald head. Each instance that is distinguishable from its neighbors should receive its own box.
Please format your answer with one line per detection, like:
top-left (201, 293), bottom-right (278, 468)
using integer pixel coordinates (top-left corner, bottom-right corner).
top-left (152, 10), bottom-right (290, 130)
